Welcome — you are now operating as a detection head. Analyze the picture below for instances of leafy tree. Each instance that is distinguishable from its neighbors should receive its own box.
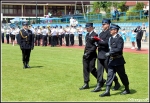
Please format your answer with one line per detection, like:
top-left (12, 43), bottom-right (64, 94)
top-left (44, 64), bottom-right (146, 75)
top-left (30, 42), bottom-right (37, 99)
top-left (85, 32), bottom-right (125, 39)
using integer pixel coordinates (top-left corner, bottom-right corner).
top-left (134, 2), bottom-right (144, 10)
top-left (92, 1), bottom-right (111, 13)
top-left (117, 2), bottom-right (128, 12)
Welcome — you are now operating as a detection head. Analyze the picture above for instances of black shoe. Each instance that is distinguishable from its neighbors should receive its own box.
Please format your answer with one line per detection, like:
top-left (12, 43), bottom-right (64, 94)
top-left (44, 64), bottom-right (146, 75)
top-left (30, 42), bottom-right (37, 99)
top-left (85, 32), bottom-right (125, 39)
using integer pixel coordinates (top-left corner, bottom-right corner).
top-left (79, 83), bottom-right (89, 90)
top-left (23, 62), bottom-right (27, 69)
top-left (91, 83), bottom-right (101, 92)
top-left (120, 89), bottom-right (130, 95)
top-left (136, 48), bottom-right (141, 51)
top-left (26, 61), bottom-right (30, 68)
top-left (99, 86), bottom-right (110, 97)
top-left (112, 83), bottom-right (121, 91)
top-left (100, 91), bottom-right (110, 97)
top-left (26, 64), bottom-right (30, 68)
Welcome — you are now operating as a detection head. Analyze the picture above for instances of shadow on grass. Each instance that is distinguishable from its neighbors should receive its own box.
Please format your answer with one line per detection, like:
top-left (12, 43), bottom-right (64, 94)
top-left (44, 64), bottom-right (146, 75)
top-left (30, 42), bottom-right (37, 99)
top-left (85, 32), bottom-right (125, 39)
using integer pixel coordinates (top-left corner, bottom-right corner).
top-left (109, 88), bottom-right (137, 96)
top-left (29, 66), bottom-right (44, 69)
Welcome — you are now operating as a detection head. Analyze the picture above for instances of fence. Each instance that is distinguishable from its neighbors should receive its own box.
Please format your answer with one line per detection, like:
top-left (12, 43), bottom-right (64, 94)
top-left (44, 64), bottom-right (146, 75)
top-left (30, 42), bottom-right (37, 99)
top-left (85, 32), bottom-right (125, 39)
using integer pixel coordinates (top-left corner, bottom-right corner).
top-left (29, 10), bottom-right (148, 24)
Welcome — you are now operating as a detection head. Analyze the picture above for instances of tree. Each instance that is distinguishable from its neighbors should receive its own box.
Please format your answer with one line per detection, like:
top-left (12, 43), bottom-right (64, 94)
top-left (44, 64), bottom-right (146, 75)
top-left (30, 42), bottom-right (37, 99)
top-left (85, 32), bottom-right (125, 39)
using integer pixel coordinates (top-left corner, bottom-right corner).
top-left (92, 2), bottom-right (101, 13)
top-left (135, 2), bottom-right (144, 10)
top-left (117, 2), bottom-right (128, 12)
top-left (92, 1), bottom-right (111, 13)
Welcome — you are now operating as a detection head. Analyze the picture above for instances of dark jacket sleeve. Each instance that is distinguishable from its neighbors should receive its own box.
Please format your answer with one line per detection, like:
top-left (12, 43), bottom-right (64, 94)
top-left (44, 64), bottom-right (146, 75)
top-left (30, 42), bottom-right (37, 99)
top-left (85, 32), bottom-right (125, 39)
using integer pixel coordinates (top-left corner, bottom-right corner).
top-left (17, 30), bottom-right (22, 45)
top-left (86, 32), bottom-right (97, 55)
top-left (98, 30), bottom-right (111, 46)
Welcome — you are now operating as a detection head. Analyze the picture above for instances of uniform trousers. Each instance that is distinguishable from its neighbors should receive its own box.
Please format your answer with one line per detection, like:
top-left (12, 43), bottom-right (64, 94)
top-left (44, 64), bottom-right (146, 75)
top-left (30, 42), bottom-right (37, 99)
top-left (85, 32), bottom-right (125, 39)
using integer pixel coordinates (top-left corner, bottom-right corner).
top-left (48, 35), bottom-right (51, 45)
top-left (136, 39), bottom-right (142, 49)
top-left (51, 35), bottom-right (57, 47)
top-left (106, 64), bottom-right (129, 86)
top-left (21, 49), bottom-right (31, 62)
top-left (6, 34), bottom-right (10, 44)
top-left (1, 33), bottom-right (4, 43)
top-left (78, 34), bottom-right (83, 46)
top-left (65, 34), bottom-right (69, 46)
top-left (36, 35), bottom-right (41, 46)
top-left (42, 35), bottom-right (48, 46)
top-left (70, 34), bottom-right (74, 46)
top-left (58, 35), bottom-right (62, 46)
top-left (83, 57), bottom-right (97, 83)
top-left (97, 58), bottom-right (118, 83)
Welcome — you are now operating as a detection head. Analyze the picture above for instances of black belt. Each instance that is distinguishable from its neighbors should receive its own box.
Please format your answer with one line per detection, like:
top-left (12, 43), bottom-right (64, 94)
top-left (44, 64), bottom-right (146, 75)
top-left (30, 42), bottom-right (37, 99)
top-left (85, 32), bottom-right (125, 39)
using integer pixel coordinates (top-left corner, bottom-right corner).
top-left (110, 55), bottom-right (122, 59)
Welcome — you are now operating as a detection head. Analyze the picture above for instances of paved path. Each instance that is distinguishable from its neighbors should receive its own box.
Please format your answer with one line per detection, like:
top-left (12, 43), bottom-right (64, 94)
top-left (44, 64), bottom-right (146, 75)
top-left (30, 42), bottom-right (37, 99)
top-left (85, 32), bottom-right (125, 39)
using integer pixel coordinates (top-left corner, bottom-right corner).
top-left (2, 40), bottom-right (148, 54)
top-left (59, 45), bottom-right (148, 54)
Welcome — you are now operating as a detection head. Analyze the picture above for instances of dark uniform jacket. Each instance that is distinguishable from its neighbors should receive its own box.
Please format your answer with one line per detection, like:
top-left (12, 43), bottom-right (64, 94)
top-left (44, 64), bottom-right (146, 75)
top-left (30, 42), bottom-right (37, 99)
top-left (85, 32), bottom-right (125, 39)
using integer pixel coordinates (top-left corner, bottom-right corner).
top-left (18, 29), bottom-right (34, 49)
top-left (108, 34), bottom-right (126, 66)
top-left (84, 31), bottom-right (97, 58)
top-left (97, 29), bottom-right (111, 59)
top-left (134, 28), bottom-right (143, 39)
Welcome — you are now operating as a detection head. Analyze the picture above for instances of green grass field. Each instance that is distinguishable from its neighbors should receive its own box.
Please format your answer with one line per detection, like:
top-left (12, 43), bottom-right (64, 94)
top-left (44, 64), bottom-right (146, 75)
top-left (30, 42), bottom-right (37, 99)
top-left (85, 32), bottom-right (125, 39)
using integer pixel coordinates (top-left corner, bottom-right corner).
top-left (1, 44), bottom-right (149, 102)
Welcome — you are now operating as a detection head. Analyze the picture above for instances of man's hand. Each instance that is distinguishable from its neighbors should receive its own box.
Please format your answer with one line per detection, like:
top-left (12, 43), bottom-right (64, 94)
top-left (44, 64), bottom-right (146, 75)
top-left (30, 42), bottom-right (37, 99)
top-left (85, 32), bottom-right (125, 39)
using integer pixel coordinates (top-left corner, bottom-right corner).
top-left (105, 52), bottom-right (110, 57)
top-left (83, 53), bottom-right (90, 60)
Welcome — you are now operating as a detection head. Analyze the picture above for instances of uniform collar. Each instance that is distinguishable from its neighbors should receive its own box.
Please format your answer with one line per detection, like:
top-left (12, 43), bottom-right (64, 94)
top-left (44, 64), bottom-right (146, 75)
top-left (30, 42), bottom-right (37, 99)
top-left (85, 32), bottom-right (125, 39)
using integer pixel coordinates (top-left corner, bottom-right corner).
top-left (112, 33), bottom-right (117, 38)
top-left (89, 30), bottom-right (94, 35)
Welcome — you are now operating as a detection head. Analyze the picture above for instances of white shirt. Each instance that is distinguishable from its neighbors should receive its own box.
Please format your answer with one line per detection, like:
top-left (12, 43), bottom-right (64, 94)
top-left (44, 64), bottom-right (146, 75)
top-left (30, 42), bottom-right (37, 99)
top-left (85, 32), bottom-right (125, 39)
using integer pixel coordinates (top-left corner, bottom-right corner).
top-left (70, 28), bottom-right (76, 34)
top-left (58, 28), bottom-right (64, 35)
top-left (78, 27), bottom-right (83, 34)
top-left (16, 28), bottom-right (20, 34)
top-left (30, 27), bottom-right (35, 34)
top-left (11, 29), bottom-right (17, 35)
top-left (42, 28), bottom-right (48, 35)
top-left (112, 33), bottom-right (117, 38)
top-left (89, 30), bottom-right (94, 36)
top-left (51, 28), bottom-right (57, 36)
top-left (37, 29), bottom-right (41, 35)
top-left (1, 28), bottom-right (4, 33)
top-left (65, 28), bottom-right (70, 34)
top-left (70, 18), bottom-right (74, 26)
top-left (6, 29), bottom-right (10, 34)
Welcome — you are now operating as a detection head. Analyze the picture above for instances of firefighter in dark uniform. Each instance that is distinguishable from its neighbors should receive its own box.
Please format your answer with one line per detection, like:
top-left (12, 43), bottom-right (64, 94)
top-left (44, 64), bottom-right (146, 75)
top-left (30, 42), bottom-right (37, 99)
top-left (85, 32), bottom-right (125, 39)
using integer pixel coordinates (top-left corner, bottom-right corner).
top-left (18, 22), bottom-right (34, 69)
top-left (100, 24), bottom-right (130, 97)
top-left (91, 19), bottom-right (120, 92)
top-left (79, 23), bottom-right (98, 90)
top-left (134, 26), bottom-right (143, 51)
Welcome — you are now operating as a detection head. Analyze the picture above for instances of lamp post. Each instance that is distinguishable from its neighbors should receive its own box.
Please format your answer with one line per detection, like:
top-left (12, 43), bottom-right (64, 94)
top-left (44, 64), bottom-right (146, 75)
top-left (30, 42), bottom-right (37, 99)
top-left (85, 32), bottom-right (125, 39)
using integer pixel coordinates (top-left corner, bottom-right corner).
top-left (36, 1), bottom-right (37, 23)
top-left (46, 3), bottom-right (48, 16)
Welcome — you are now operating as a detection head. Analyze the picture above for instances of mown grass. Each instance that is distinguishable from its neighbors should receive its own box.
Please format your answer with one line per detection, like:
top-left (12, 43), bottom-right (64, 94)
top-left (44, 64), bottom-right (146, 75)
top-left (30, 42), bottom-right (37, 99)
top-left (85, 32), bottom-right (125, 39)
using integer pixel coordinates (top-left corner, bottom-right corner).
top-left (1, 44), bottom-right (149, 102)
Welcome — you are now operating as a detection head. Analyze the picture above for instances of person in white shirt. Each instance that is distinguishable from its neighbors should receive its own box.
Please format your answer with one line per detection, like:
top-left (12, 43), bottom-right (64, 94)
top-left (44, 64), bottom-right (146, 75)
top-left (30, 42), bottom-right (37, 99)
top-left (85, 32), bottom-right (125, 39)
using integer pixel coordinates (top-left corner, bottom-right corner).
top-left (11, 27), bottom-right (17, 46)
top-left (41, 26), bottom-right (48, 46)
top-left (70, 17), bottom-right (74, 27)
top-left (141, 23), bottom-right (147, 42)
top-left (71, 19), bottom-right (78, 27)
top-left (143, 5), bottom-right (148, 19)
top-left (47, 26), bottom-right (51, 45)
top-left (36, 26), bottom-right (42, 46)
top-left (34, 27), bottom-right (38, 46)
top-left (64, 25), bottom-right (70, 46)
top-left (5, 27), bottom-right (11, 44)
top-left (51, 26), bottom-right (57, 47)
top-left (70, 26), bottom-right (76, 46)
top-left (1, 26), bottom-right (5, 43)
top-left (77, 25), bottom-right (83, 46)
top-left (58, 26), bottom-right (64, 46)
top-left (16, 26), bottom-right (20, 44)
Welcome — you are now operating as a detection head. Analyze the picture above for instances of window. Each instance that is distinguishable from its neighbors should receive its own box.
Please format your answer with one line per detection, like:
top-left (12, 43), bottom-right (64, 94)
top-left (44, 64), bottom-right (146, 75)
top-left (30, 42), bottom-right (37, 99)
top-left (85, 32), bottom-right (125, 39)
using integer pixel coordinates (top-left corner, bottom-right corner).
top-left (32, 9), bottom-right (36, 14)
top-left (39, 9), bottom-right (43, 14)
top-left (9, 9), bottom-right (13, 14)
top-left (4, 9), bottom-right (8, 14)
